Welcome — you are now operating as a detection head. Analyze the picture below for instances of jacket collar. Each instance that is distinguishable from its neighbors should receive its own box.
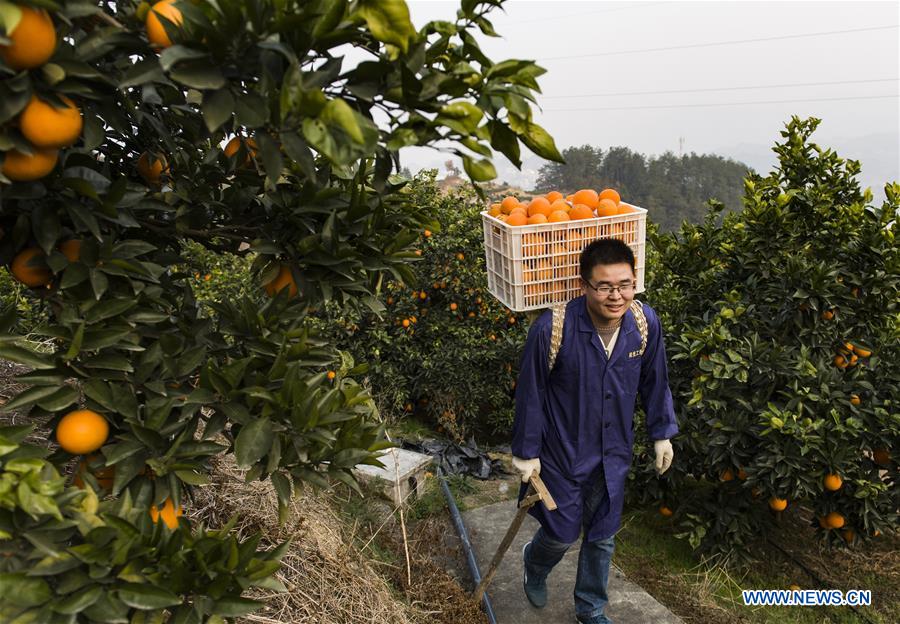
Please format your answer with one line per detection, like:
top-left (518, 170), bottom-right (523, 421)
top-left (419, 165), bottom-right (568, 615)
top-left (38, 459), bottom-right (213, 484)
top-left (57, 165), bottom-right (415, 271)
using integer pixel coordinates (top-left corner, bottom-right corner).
top-left (576, 295), bottom-right (636, 365)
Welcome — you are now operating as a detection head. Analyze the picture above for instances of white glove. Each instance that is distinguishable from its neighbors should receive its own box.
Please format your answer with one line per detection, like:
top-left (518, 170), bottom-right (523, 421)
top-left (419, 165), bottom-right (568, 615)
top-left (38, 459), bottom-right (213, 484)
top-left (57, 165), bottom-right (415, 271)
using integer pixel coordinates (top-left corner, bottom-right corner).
top-left (654, 439), bottom-right (674, 474)
top-left (511, 456), bottom-right (541, 483)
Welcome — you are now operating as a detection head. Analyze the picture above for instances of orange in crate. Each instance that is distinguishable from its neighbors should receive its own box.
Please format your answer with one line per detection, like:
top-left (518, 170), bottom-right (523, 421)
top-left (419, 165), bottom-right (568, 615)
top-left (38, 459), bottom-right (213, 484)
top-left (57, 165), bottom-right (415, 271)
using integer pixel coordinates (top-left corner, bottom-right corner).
top-left (522, 231), bottom-right (547, 258)
top-left (528, 196), bottom-right (553, 217)
top-left (482, 193), bottom-right (646, 311)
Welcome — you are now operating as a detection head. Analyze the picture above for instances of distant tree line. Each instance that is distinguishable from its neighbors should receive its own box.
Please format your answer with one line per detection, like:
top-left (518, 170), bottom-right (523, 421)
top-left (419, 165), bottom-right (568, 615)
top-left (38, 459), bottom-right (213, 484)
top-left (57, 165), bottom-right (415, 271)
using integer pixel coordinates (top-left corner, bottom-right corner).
top-left (535, 145), bottom-right (753, 231)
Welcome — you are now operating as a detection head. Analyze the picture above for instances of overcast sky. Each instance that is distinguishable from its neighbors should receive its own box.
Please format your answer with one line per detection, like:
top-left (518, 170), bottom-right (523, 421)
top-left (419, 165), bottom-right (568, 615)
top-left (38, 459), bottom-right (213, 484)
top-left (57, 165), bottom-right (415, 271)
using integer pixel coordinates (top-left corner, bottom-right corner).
top-left (401, 0), bottom-right (900, 198)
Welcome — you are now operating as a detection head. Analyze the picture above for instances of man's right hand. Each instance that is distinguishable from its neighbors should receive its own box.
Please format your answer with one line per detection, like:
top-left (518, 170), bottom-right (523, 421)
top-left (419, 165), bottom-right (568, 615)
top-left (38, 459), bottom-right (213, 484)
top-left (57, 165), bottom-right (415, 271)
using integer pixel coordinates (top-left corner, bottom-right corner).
top-left (511, 456), bottom-right (541, 483)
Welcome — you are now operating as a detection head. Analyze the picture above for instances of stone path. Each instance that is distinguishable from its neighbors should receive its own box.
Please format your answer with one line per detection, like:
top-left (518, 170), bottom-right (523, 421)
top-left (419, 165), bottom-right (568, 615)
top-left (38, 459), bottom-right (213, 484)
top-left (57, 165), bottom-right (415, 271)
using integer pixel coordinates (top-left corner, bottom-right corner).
top-left (461, 500), bottom-right (683, 624)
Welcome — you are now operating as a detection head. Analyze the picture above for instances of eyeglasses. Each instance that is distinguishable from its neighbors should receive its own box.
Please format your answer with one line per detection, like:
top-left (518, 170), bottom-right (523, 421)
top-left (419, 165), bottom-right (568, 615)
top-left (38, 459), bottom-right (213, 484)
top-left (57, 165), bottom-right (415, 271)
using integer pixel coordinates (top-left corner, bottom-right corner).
top-left (583, 280), bottom-right (635, 297)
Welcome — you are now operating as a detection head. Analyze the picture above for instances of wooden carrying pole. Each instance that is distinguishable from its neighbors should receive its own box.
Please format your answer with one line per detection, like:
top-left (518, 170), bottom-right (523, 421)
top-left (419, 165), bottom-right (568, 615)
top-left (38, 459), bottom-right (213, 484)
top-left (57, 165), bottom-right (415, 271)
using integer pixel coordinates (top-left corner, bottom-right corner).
top-left (472, 471), bottom-right (557, 603)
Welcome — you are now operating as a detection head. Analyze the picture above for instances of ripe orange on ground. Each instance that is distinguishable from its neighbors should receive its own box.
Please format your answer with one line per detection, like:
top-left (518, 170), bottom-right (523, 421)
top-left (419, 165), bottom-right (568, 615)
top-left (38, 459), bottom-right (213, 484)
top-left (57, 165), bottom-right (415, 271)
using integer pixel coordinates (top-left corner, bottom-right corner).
top-left (527, 196), bottom-right (552, 217)
top-left (1, 148), bottom-right (58, 181)
top-left (768, 497), bottom-right (787, 511)
top-left (527, 213), bottom-right (548, 225)
top-left (659, 505), bottom-right (673, 517)
top-left (500, 196), bottom-right (519, 214)
top-left (59, 239), bottom-right (82, 262)
top-left (572, 189), bottom-right (600, 209)
top-left (548, 210), bottom-right (570, 222)
top-left (598, 188), bottom-right (620, 204)
top-left (0, 5), bottom-right (56, 69)
top-left (264, 265), bottom-right (298, 298)
top-left (146, 0), bottom-right (184, 48)
top-left (56, 409), bottom-right (109, 455)
top-left (569, 204), bottom-right (595, 220)
top-left (823, 473), bottom-right (842, 491)
top-left (150, 498), bottom-right (183, 529)
top-left (20, 95), bottom-right (82, 149)
top-left (824, 512), bottom-right (845, 529)
top-left (506, 212), bottom-right (527, 226)
top-left (545, 191), bottom-right (563, 203)
top-left (10, 247), bottom-right (52, 287)
top-left (596, 198), bottom-right (618, 217)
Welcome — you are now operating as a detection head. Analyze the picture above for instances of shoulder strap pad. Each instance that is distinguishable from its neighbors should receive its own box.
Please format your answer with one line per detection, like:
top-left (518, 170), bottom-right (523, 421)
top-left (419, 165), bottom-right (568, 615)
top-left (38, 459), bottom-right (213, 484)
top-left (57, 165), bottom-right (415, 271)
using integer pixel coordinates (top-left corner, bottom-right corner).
top-left (631, 299), bottom-right (648, 356)
top-left (548, 302), bottom-right (567, 371)
top-left (548, 299), bottom-right (649, 370)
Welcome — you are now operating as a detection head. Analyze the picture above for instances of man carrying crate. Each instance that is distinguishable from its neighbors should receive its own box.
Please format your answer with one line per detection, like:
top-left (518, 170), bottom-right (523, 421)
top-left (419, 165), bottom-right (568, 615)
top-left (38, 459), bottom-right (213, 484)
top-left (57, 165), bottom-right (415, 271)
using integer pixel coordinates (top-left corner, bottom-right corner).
top-left (510, 238), bottom-right (678, 624)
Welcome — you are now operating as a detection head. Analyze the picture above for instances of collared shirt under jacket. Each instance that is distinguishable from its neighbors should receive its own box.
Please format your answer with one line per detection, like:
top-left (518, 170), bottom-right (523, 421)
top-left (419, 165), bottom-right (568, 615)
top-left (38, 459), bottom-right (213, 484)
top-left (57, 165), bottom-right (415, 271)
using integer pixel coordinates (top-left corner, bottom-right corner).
top-left (511, 296), bottom-right (678, 543)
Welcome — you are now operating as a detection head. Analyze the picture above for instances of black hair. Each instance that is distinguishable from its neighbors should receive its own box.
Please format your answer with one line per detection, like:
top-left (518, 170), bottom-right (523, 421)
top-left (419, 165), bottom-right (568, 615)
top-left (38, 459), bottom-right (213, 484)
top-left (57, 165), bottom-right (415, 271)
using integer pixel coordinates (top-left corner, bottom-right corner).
top-left (579, 238), bottom-right (635, 282)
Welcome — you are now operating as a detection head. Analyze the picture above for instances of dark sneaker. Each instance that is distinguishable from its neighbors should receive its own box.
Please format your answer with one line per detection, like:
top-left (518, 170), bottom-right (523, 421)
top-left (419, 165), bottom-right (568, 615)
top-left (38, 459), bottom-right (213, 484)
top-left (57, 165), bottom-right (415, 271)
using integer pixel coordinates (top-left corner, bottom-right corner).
top-left (522, 541), bottom-right (547, 608)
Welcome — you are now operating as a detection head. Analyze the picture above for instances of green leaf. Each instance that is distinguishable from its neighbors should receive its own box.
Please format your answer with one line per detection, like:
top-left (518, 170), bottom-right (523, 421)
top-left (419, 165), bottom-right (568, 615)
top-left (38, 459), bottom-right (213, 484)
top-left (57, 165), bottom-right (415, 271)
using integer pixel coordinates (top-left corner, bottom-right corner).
top-left (270, 471), bottom-right (292, 507)
top-left (255, 132), bottom-right (283, 187)
top-left (0, 573), bottom-right (52, 608)
top-left (356, 0), bottom-right (415, 53)
top-left (64, 322), bottom-right (85, 361)
top-left (169, 61), bottom-right (226, 90)
top-left (210, 597), bottom-right (261, 617)
top-left (52, 584), bottom-right (102, 614)
top-left (0, 344), bottom-right (55, 369)
top-left (322, 99), bottom-right (364, 144)
top-left (116, 583), bottom-right (181, 610)
top-left (514, 117), bottom-right (563, 162)
top-left (158, 45), bottom-right (207, 72)
top-left (3, 385), bottom-right (60, 411)
top-left (234, 418), bottom-right (274, 468)
top-left (32, 205), bottom-right (61, 255)
top-left (202, 88), bottom-right (234, 133)
top-left (35, 385), bottom-right (79, 412)
top-left (174, 470), bottom-right (209, 485)
top-left (119, 58), bottom-right (164, 88)
top-left (462, 156), bottom-right (496, 182)
top-left (234, 91), bottom-right (269, 128)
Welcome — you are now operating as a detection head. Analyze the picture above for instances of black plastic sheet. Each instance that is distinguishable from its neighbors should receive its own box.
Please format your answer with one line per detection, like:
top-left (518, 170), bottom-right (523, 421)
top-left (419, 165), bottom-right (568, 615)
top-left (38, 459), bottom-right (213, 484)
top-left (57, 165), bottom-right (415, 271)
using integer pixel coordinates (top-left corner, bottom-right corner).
top-left (401, 438), bottom-right (511, 480)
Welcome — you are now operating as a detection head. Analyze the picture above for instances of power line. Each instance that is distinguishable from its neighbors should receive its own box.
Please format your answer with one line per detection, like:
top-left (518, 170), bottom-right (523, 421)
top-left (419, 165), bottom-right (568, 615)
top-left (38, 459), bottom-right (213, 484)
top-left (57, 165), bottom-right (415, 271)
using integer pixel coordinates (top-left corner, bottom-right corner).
top-left (538, 25), bottom-right (900, 61)
top-left (506, 1), bottom-right (667, 24)
top-left (541, 94), bottom-right (899, 113)
top-left (540, 78), bottom-right (900, 99)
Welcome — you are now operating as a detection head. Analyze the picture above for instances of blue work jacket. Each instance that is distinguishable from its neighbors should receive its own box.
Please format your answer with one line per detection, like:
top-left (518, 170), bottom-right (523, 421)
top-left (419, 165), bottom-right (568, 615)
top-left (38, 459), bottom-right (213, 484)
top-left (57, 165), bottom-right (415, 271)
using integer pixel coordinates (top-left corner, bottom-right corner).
top-left (511, 296), bottom-right (678, 543)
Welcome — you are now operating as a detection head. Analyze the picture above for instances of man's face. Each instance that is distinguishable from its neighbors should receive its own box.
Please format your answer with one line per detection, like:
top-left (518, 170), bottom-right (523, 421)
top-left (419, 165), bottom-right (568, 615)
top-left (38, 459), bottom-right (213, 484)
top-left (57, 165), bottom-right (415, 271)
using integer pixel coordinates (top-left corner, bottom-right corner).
top-left (581, 262), bottom-right (636, 323)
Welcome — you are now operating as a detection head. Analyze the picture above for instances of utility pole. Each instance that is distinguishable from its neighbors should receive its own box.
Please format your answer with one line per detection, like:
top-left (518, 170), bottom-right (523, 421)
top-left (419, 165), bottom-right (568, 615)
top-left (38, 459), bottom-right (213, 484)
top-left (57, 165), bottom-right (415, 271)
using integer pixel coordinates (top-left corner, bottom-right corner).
top-left (678, 136), bottom-right (685, 157)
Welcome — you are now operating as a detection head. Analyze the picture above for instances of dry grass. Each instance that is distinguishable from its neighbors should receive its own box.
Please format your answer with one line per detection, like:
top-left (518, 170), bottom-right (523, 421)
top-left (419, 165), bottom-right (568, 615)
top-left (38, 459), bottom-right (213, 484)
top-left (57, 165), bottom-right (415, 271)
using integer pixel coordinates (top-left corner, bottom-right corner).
top-left (189, 456), bottom-right (421, 624)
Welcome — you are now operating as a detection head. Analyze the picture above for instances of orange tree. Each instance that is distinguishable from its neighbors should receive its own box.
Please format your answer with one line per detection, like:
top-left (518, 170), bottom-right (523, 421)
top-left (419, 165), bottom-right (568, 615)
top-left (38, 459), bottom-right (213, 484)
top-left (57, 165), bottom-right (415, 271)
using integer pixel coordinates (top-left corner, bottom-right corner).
top-left (630, 116), bottom-right (899, 561)
top-left (312, 169), bottom-right (527, 441)
top-left (0, 0), bottom-right (562, 620)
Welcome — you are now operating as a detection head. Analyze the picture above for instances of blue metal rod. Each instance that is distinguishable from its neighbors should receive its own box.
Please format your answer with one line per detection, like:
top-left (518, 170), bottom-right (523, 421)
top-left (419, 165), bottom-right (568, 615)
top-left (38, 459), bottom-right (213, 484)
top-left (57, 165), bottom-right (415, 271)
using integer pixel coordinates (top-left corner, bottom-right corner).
top-left (437, 468), bottom-right (498, 624)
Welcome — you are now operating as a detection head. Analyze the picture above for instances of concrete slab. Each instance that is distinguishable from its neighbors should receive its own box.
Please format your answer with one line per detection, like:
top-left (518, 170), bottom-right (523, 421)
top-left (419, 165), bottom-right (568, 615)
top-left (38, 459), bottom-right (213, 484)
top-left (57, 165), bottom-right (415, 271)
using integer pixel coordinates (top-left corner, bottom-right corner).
top-left (353, 448), bottom-right (433, 506)
top-left (462, 500), bottom-right (682, 624)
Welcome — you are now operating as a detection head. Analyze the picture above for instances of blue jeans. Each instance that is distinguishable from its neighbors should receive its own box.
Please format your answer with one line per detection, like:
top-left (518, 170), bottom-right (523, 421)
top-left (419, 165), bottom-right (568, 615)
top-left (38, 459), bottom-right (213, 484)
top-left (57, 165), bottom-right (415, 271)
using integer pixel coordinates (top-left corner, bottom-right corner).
top-left (524, 467), bottom-right (615, 623)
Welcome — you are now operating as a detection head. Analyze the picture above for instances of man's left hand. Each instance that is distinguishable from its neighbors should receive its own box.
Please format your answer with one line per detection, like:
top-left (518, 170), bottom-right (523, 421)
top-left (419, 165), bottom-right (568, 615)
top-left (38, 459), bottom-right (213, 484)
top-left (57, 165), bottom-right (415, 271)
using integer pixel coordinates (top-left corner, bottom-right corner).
top-left (654, 439), bottom-right (674, 474)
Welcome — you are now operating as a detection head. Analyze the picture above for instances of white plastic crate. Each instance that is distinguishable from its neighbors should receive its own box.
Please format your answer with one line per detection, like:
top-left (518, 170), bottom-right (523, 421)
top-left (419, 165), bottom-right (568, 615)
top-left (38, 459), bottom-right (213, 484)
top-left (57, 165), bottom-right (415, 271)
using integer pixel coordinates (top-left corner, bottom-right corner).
top-left (482, 204), bottom-right (647, 312)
